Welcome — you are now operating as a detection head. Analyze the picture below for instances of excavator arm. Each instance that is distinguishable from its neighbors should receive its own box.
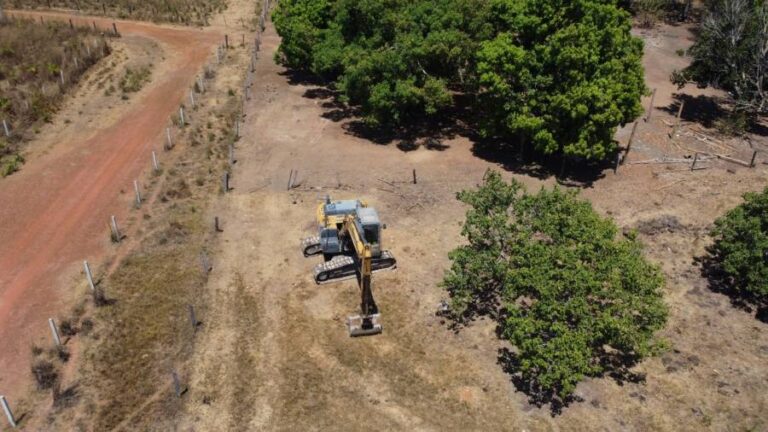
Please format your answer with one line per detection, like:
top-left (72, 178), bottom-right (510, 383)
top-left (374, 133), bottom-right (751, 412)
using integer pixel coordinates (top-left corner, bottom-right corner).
top-left (340, 215), bottom-right (381, 335)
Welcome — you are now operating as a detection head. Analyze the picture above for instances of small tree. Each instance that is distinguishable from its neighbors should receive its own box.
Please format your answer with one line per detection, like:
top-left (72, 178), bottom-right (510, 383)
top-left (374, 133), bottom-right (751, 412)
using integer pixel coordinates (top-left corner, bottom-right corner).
top-left (443, 170), bottom-right (668, 402)
top-left (709, 186), bottom-right (768, 310)
top-left (673, 0), bottom-right (768, 124)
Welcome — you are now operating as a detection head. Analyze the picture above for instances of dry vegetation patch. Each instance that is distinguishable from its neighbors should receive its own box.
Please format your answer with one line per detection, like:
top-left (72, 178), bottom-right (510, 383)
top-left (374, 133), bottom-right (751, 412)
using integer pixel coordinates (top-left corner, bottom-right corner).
top-left (8, 0), bottom-right (227, 26)
top-left (0, 17), bottom-right (111, 175)
top-left (30, 41), bottom-right (250, 429)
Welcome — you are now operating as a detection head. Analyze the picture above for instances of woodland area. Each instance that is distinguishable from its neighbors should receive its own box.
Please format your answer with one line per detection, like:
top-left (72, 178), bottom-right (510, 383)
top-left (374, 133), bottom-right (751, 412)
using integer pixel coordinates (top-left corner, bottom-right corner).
top-left (273, 0), bottom-right (646, 162)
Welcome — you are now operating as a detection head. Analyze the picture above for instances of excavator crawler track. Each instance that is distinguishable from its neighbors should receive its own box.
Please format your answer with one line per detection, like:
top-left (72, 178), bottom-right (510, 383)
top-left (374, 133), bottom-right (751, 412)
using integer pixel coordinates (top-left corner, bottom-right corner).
top-left (301, 235), bottom-right (322, 257)
top-left (313, 251), bottom-right (397, 284)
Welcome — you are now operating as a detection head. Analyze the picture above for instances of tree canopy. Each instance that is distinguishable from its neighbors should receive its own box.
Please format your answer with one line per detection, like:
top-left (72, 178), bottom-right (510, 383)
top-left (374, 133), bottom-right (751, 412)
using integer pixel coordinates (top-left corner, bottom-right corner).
top-left (273, 0), bottom-right (646, 161)
top-left (443, 170), bottom-right (668, 401)
top-left (709, 186), bottom-right (768, 310)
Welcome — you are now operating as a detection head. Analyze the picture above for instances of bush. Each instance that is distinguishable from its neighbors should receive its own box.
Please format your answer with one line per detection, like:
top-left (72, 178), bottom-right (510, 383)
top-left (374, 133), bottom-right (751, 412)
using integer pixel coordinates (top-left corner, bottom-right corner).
top-left (709, 186), bottom-right (768, 309)
top-left (119, 66), bottom-right (151, 94)
top-left (31, 359), bottom-right (59, 389)
top-left (443, 170), bottom-right (668, 402)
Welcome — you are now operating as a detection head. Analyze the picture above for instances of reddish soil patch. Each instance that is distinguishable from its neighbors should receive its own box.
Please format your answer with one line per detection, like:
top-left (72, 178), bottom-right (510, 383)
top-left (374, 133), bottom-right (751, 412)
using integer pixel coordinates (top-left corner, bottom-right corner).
top-left (0, 11), bottom-right (221, 401)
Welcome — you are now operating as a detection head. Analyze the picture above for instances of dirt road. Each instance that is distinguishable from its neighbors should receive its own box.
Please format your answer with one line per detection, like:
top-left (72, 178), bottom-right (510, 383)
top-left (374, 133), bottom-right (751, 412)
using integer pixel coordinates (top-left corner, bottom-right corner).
top-left (0, 11), bottom-right (221, 401)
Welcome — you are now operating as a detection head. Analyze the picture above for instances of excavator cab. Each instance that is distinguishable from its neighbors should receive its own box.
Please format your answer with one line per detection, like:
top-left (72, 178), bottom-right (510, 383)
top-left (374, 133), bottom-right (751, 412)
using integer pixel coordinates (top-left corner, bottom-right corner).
top-left (355, 207), bottom-right (382, 257)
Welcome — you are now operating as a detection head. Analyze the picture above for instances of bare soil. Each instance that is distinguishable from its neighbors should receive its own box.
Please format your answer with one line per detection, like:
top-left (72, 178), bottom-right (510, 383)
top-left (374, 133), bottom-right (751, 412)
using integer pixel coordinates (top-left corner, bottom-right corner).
top-left (178, 20), bottom-right (768, 432)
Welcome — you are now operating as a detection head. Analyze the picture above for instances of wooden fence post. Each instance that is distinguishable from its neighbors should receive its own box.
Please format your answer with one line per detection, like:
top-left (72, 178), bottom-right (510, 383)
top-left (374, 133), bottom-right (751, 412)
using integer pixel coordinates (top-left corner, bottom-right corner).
top-left (171, 371), bottom-right (182, 398)
top-left (222, 172), bottom-right (230, 193)
top-left (152, 151), bottom-right (159, 172)
top-left (0, 396), bottom-right (16, 428)
top-left (623, 121), bottom-right (639, 164)
top-left (188, 305), bottom-right (198, 331)
top-left (412, 169), bottom-right (417, 184)
top-left (166, 127), bottom-right (172, 150)
top-left (645, 88), bottom-right (657, 122)
top-left (133, 180), bottom-right (142, 208)
top-left (110, 215), bottom-right (121, 242)
top-left (84, 260), bottom-right (96, 291)
top-left (48, 318), bottom-right (61, 346)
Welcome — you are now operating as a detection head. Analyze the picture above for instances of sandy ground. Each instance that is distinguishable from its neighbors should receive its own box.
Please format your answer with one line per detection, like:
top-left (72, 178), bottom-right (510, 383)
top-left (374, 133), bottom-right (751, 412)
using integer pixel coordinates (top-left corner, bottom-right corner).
top-left (0, 10), bottom-right (223, 402)
top-left (176, 19), bottom-right (768, 432)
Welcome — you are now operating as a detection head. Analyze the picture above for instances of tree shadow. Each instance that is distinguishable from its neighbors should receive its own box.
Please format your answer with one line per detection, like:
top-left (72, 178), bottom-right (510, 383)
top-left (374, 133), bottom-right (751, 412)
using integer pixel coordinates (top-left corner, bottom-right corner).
top-left (697, 252), bottom-right (768, 323)
top-left (470, 139), bottom-right (611, 188)
top-left (660, 93), bottom-right (727, 128)
top-left (278, 69), bottom-right (326, 87)
top-left (284, 71), bottom-right (617, 186)
top-left (497, 348), bottom-right (582, 416)
top-left (497, 346), bottom-right (644, 416)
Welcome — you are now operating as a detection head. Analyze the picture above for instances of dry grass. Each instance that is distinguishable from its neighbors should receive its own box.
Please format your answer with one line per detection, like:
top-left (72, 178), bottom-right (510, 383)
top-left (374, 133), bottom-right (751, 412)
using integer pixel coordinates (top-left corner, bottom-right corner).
top-left (226, 272), bottom-right (262, 431)
top-left (8, 0), bottom-right (227, 26)
top-left (42, 45), bottom-right (249, 429)
top-left (84, 246), bottom-right (206, 430)
top-left (0, 16), bottom-right (111, 175)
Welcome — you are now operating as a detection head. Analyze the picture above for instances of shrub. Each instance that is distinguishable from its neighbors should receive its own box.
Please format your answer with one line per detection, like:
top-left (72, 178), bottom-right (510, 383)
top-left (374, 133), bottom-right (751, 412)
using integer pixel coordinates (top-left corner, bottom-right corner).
top-left (119, 66), bottom-right (151, 94)
top-left (0, 18), bottom-right (109, 175)
top-left (443, 170), bottom-right (668, 402)
top-left (709, 186), bottom-right (768, 308)
top-left (9, 0), bottom-right (226, 26)
top-left (31, 359), bottom-right (59, 389)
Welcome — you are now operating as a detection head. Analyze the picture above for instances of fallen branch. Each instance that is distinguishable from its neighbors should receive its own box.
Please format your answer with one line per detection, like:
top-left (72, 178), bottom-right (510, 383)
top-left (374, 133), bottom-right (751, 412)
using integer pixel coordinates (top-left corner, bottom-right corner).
top-left (715, 153), bottom-right (752, 167)
top-left (376, 178), bottom-right (397, 188)
top-left (655, 179), bottom-right (686, 191)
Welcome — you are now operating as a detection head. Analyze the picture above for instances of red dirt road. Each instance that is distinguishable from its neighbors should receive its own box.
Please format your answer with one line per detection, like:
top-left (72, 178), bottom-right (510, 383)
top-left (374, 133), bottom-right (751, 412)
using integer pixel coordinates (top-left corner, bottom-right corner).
top-left (0, 11), bottom-right (221, 401)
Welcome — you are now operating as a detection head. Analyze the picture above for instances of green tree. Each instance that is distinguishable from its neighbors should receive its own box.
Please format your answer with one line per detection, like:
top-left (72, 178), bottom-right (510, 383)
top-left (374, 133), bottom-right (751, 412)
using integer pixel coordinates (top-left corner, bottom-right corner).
top-left (273, 0), bottom-right (645, 162)
top-left (476, 0), bottom-right (646, 160)
top-left (673, 0), bottom-right (768, 119)
top-left (709, 186), bottom-right (768, 309)
top-left (443, 170), bottom-right (668, 401)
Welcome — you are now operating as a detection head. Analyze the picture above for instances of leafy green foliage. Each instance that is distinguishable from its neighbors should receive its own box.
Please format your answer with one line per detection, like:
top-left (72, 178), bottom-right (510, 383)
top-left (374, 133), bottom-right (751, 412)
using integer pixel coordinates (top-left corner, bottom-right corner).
top-left (443, 170), bottom-right (668, 401)
top-left (477, 1), bottom-right (646, 160)
top-left (274, 0), bottom-right (645, 161)
top-left (709, 187), bottom-right (768, 306)
top-left (673, 1), bottom-right (768, 117)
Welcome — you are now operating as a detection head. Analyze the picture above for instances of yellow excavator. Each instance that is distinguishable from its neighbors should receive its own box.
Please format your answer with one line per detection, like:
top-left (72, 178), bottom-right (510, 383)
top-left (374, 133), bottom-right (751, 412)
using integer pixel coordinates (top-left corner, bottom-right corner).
top-left (302, 197), bottom-right (396, 336)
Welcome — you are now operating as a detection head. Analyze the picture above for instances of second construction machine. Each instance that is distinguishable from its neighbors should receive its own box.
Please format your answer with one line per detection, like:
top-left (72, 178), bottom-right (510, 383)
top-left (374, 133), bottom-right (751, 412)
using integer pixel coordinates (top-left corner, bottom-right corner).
top-left (301, 197), bottom-right (397, 336)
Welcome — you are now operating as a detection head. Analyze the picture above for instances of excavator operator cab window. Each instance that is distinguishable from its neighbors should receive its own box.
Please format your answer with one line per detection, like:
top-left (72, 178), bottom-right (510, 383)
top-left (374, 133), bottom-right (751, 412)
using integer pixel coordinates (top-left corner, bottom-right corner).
top-left (363, 224), bottom-right (379, 245)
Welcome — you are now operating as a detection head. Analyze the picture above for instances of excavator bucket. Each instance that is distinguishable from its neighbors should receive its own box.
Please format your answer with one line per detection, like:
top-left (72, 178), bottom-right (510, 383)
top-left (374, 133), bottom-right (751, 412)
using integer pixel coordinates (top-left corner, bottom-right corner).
top-left (347, 313), bottom-right (382, 337)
